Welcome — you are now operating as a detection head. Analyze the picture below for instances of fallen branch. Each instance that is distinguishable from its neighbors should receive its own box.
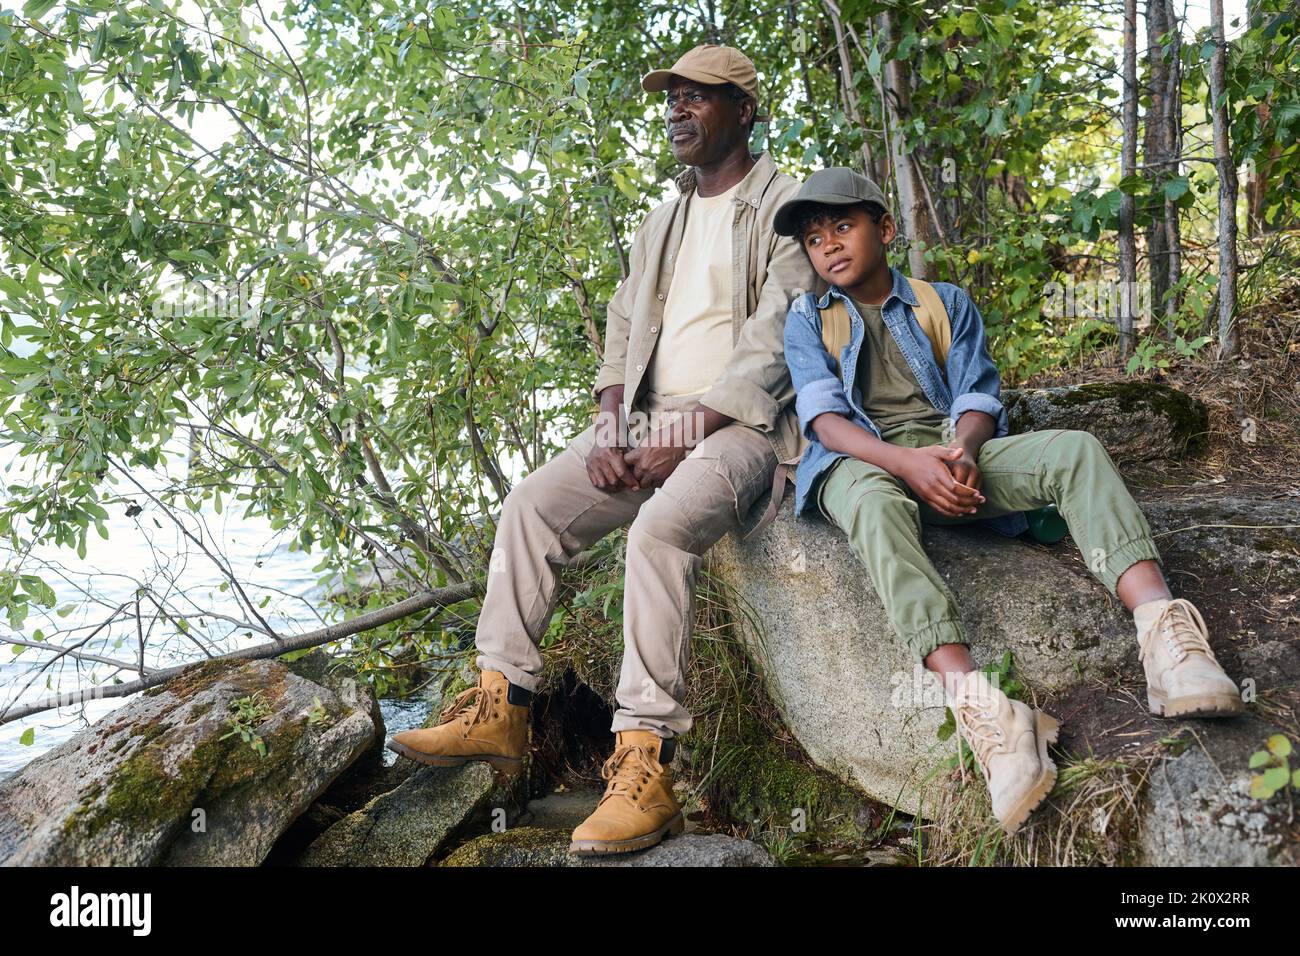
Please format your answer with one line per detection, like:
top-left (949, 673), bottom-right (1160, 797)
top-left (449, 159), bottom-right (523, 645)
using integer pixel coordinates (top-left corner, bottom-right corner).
top-left (0, 547), bottom-right (605, 725)
top-left (0, 577), bottom-right (480, 725)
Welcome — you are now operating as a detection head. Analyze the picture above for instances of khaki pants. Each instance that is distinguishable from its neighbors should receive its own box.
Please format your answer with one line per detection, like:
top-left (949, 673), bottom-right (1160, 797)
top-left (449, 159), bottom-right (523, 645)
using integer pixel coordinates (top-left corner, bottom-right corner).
top-left (816, 423), bottom-right (1162, 665)
top-left (475, 390), bottom-right (777, 737)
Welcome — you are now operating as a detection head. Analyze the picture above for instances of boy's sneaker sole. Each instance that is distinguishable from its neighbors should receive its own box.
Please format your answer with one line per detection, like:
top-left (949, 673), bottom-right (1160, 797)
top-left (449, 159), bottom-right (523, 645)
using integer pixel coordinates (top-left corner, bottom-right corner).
top-left (999, 709), bottom-right (1060, 836)
top-left (1147, 688), bottom-right (1244, 719)
top-left (385, 738), bottom-right (523, 774)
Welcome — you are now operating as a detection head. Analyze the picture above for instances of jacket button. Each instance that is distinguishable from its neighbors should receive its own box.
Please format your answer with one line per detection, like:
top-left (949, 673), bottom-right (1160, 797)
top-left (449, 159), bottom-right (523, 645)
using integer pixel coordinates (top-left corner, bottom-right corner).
top-left (649, 326), bottom-right (657, 333)
top-left (656, 293), bottom-right (664, 300)
top-left (636, 364), bottom-right (644, 372)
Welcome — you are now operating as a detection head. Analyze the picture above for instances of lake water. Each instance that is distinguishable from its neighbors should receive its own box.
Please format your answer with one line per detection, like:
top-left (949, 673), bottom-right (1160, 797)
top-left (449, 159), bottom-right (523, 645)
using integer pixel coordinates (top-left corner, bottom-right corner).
top-left (0, 444), bottom-right (434, 781)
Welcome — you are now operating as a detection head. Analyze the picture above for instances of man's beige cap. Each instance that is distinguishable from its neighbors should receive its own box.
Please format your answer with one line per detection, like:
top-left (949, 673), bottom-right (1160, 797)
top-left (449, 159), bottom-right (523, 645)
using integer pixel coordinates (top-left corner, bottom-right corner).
top-left (641, 43), bottom-right (759, 102)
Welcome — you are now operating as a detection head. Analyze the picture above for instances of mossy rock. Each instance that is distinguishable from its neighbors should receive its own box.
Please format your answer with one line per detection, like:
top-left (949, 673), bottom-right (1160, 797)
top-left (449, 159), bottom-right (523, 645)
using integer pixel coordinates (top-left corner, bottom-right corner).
top-left (293, 762), bottom-right (519, 867)
top-left (0, 658), bottom-right (379, 865)
top-left (440, 826), bottom-right (773, 866)
top-left (1001, 382), bottom-right (1209, 464)
top-left (441, 825), bottom-right (574, 866)
top-left (683, 721), bottom-right (880, 847)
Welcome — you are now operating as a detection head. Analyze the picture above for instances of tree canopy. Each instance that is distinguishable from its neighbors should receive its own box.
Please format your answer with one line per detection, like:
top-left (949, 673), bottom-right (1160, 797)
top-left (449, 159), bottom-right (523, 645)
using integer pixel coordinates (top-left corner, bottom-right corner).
top-left (1, 0), bottom-right (1296, 720)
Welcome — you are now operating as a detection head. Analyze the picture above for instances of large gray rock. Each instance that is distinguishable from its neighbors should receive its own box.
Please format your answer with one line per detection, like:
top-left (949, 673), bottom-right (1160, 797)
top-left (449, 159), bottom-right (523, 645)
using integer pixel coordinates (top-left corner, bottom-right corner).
top-left (1141, 497), bottom-right (1300, 595)
top-left (1139, 712), bottom-right (1299, 866)
top-left (710, 505), bottom-right (1135, 818)
top-left (1001, 383), bottom-right (1209, 463)
top-left (0, 657), bottom-right (379, 866)
top-left (440, 827), bottom-right (773, 867)
top-left (711, 491), bottom-right (1300, 857)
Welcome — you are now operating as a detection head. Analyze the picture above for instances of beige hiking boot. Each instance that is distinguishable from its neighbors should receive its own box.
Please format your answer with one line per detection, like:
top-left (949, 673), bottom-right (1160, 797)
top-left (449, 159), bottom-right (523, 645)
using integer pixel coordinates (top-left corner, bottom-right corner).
top-left (1138, 598), bottom-right (1244, 718)
top-left (569, 730), bottom-right (685, 856)
top-left (385, 669), bottom-right (529, 774)
top-left (949, 670), bottom-right (1061, 835)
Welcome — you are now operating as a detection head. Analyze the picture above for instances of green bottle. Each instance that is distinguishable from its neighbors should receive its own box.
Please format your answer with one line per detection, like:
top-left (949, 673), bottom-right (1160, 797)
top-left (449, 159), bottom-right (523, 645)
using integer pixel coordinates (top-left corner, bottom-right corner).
top-left (1026, 504), bottom-right (1068, 544)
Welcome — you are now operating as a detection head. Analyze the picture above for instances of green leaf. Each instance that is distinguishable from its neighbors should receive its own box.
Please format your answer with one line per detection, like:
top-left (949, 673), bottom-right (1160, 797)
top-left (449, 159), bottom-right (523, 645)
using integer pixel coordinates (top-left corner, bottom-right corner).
top-left (1117, 173), bottom-right (1144, 195)
top-left (1249, 774), bottom-right (1275, 799)
top-left (1262, 766), bottom-right (1289, 791)
top-left (1162, 176), bottom-right (1190, 201)
top-left (20, 727), bottom-right (35, 746)
top-left (23, 0), bottom-right (59, 18)
top-left (985, 107), bottom-right (1006, 137)
top-left (1266, 734), bottom-right (1292, 758)
top-left (1095, 188), bottom-right (1123, 218)
top-left (610, 170), bottom-right (640, 202)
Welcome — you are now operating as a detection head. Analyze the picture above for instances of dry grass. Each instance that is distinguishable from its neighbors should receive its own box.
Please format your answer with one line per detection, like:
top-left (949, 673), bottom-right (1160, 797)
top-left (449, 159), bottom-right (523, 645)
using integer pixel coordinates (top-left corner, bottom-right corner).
top-left (918, 736), bottom-right (1192, 866)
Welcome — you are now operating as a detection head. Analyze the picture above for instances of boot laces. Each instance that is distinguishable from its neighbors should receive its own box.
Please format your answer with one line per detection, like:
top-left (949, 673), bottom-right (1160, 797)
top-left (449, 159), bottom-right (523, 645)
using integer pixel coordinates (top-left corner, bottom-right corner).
top-left (953, 691), bottom-right (1005, 780)
top-left (1145, 598), bottom-right (1215, 665)
top-left (436, 684), bottom-right (498, 729)
top-left (600, 743), bottom-right (662, 804)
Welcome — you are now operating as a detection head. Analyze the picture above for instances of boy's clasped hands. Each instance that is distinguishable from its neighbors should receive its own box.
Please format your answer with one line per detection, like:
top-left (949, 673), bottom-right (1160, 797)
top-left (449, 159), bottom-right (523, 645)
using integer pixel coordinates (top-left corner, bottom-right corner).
top-left (891, 442), bottom-right (986, 518)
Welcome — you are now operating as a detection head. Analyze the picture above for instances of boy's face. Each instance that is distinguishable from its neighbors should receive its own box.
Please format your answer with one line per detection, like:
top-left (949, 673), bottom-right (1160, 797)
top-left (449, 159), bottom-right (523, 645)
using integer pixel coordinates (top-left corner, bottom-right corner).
top-left (800, 206), bottom-right (896, 287)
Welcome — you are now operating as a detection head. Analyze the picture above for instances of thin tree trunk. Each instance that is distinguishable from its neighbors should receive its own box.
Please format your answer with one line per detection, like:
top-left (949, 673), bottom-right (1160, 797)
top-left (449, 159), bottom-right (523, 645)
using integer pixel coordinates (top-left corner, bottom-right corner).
top-left (1209, 0), bottom-right (1240, 358)
top-left (1144, 0), bottom-right (1179, 335)
top-left (1164, 0), bottom-right (1184, 327)
top-left (1118, 0), bottom-right (1139, 358)
top-left (789, 0), bottom-right (816, 117)
top-left (1244, 0), bottom-right (1277, 236)
top-left (826, 1), bottom-right (873, 175)
top-left (877, 9), bottom-right (930, 278)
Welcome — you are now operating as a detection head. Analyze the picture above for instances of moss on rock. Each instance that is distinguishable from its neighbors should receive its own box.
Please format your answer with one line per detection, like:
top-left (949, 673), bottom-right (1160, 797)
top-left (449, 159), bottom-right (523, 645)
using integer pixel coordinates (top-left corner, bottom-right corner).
top-left (65, 736), bottom-right (224, 842)
top-left (441, 826), bottom-right (573, 867)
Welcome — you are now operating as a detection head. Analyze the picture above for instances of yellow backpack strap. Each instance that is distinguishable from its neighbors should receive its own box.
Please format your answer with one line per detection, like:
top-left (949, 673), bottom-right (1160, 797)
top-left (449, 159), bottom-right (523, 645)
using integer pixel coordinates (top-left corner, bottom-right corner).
top-left (818, 297), bottom-right (852, 375)
top-left (907, 277), bottom-right (951, 373)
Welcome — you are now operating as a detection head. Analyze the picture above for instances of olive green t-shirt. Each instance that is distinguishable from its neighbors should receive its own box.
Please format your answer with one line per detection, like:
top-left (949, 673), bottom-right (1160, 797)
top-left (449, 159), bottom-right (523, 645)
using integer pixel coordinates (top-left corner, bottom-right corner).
top-left (850, 297), bottom-right (948, 431)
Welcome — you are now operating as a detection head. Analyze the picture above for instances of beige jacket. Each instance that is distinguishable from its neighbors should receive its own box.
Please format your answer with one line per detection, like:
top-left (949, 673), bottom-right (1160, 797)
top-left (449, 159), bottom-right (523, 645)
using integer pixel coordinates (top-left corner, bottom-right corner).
top-left (592, 151), bottom-right (823, 465)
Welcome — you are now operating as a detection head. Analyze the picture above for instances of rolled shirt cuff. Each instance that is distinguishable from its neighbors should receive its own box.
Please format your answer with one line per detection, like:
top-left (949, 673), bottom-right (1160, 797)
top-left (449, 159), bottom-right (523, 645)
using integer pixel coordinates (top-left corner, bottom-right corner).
top-left (795, 379), bottom-right (854, 441)
top-left (950, 391), bottom-right (1007, 430)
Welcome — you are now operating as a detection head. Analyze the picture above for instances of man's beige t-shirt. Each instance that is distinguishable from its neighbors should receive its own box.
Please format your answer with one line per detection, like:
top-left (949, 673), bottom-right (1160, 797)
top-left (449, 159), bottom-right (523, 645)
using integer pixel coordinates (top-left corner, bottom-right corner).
top-left (646, 181), bottom-right (741, 396)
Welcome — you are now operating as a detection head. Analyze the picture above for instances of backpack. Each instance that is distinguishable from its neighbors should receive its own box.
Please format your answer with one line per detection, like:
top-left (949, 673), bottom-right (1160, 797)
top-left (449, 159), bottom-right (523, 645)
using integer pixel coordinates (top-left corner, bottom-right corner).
top-left (816, 277), bottom-right (951, 380)
top-left (743, 278), bottom-right (951, 541)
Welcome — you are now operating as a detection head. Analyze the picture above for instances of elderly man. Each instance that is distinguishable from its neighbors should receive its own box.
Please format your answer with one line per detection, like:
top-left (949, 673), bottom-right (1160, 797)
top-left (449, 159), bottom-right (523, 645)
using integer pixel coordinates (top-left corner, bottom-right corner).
top-left (387, 44), bottom-right (818, 855)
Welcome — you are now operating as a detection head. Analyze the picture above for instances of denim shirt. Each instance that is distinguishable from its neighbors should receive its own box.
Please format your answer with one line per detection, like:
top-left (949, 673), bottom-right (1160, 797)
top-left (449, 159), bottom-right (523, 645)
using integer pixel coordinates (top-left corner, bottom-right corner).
top-left (782, 267), bottom-right (1029, 537)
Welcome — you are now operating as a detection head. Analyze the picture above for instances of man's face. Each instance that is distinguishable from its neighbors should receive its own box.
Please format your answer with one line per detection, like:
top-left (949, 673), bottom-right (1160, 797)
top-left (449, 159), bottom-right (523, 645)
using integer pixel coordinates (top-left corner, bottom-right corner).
top-left (800, 206), bottom-right (897, 287)
top-left (664, 78), bottom-right (751, 166)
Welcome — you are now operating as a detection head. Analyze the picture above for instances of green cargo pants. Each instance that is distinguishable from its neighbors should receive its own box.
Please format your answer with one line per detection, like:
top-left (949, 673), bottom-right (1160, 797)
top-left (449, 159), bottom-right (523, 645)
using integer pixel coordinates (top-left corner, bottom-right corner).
top-left (815, 422), bottom-right (1162, 664)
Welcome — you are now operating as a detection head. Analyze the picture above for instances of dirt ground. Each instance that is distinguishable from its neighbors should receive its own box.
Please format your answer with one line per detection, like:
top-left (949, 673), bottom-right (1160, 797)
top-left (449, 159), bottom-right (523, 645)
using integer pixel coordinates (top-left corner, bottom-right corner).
top-left (1022, 285), bottom-right (1300, 763)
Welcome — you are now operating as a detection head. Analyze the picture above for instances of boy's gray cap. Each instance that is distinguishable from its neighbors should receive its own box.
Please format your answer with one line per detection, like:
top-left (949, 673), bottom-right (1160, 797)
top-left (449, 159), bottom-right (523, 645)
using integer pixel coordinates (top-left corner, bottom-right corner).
top-left (773, 167), bottom-right (890, 237)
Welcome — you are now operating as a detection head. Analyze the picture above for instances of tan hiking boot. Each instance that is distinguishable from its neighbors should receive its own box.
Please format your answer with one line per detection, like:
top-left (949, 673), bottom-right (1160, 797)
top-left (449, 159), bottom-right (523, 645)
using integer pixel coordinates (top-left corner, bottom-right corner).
top-left (569, 730), bottom-right (685, 856)
top-left (385, 669), bottom-right (529, 774)
top-left (1138, 598), bottom-right (1243, 718)
top-left (949, 670), bottom-right (1061, 835)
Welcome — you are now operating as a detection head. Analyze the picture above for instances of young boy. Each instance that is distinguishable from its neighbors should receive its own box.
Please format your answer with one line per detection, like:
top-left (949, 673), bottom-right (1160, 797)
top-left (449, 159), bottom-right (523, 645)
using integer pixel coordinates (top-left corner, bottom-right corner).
top-left (776, 168), bottom-right (1243, 835)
